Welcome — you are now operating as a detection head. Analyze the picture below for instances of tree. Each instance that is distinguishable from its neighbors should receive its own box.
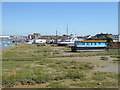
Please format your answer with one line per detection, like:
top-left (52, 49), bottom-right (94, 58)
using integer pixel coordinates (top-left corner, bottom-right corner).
top-left (63, 34), bottom-right (69, 36)
top-left (87, 37), bottom-right (113, 43)
top-left (105, 37), bottom-right (113, 43)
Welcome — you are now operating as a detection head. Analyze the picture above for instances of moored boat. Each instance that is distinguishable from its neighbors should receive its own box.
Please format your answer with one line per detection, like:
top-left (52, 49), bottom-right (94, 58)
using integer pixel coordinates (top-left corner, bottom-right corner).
top-left (57, 33), bottom-right (79, 46)
top-left (71, 40), bottom-right (108, 52)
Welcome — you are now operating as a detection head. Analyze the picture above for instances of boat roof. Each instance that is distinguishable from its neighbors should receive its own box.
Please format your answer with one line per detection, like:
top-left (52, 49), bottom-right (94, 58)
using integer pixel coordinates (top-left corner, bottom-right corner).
top-left (83, 40), bottom-right (107, 42)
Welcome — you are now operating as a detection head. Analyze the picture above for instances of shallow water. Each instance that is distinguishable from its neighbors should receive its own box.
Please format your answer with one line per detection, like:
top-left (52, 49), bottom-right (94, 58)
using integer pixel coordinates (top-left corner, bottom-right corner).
top-left (0, 40), bottom-right (15, 49)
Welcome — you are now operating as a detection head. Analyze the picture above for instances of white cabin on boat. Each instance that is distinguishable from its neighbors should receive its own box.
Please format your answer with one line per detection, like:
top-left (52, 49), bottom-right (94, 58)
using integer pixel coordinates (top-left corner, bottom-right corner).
top-left (25, 39), bottom-right (34, 44)
top-left (57, 33), bottom-right (78, 46)
top-left (34, 39), bottom-right (46, 44)
top-left (25, 39), bottom-right (46, 44)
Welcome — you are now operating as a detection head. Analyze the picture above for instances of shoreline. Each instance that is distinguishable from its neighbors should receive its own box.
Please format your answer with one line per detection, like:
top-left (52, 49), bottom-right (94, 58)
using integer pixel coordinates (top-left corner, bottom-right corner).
top-left (0, 38), bottom-right (24, 40)
top-left (1, 39), bottom-right (24, 50)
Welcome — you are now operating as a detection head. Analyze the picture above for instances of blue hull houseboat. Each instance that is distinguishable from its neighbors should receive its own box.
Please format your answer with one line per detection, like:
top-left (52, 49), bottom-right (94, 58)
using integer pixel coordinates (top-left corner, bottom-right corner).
top-left (71, 40), bottom-right (108, 52)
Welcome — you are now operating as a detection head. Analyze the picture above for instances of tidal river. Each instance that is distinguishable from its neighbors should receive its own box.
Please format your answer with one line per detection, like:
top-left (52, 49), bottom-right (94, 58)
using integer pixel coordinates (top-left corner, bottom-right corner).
top-left (0, 40), bottom-right (16, 49)
top-left (0, 39), bottom-right (26, 49)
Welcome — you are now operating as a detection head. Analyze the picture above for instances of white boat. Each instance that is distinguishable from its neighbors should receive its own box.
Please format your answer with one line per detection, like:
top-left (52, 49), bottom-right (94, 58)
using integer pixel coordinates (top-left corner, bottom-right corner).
top-left (7, 42), bottom-right (11, 44)
top-left (57, 34), bottom-right (78, 46)
top-left (4, 44), bottom-right (8, 46)
top-left (58, 37), bottom-right (78, 45)
top-left (47, 39), bottom-right (55, 44)
top-left (25, 40), bottom-right (34, 45)
top-left (34, 39), bottom-right (46, 44)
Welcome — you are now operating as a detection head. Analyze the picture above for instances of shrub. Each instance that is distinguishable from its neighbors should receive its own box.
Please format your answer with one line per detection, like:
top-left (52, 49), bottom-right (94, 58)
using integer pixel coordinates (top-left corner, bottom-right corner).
top-left (100, 82), bottom-right (117, 87)
top-left (100, 57), bottom-right (108, 60)
top-left (111, 56), bottom-right (120, 58)
top-left (65, 70), bottom-right (85, 80)
top-left (49, 81), bottom-right (69, 88)
top-left (113, 59), bottom-right (120, 62)
top-left (71, 82), bottom-right (97, 88)
top-left (92, 75), bottom-right (106, 81)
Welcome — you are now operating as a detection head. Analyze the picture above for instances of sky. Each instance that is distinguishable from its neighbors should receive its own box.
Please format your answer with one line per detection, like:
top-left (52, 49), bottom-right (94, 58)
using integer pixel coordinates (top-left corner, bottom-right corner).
top-left (2, 2), bottom-right (118, 36)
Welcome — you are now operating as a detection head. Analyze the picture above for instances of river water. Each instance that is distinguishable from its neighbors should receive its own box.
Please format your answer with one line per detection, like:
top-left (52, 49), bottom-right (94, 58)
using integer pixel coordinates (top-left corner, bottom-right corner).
top-left (0, 40), bottom-right (25, 49)
top-left (0, 40), bottom-right (16, 49)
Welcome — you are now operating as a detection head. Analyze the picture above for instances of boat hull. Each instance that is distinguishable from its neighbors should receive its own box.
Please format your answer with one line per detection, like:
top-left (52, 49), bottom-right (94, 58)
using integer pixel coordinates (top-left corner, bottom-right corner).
top-left (57, 42), bottom-right (74, 46)
top-left (71, 46), bottom-right (108, 52)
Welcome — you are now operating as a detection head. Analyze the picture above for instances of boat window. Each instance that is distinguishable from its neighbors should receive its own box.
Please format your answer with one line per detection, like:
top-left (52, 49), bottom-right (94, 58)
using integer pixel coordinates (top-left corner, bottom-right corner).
top-left (87, 43), bottom-right (89, 45)
top-left (91, 43), bottom-right (93, 45)
top-left (77, 42), bottom-right (84, 45)
top-left (79, 42), bottom-right (83, 45)
top-left (94, 43), bottom-right (96, 45)
top-left (65, 40), bottom-right (70, 42)
top-left (99, 42), bottom-right (101, 45)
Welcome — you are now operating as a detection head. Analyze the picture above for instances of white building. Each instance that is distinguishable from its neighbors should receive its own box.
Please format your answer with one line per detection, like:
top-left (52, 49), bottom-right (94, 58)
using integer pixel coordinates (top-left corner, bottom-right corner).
top-left (0, 36), bottom-right (11, 39)
top-left (112, 35), bottom-right (120, 42)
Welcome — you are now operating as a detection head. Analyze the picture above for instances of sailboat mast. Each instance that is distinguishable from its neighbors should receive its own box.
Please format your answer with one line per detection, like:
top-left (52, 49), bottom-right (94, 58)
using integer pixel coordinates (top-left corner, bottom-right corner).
top-left (56, 28), bottom-right (58, 44)
top-left (67, 24), bottom-right (68, 36)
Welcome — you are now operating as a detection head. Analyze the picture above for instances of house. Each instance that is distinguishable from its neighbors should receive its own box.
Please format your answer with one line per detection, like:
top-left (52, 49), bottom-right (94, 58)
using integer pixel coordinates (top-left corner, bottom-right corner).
top-left (28, 34), bottom-right (34, 39)
top-left (33, 33), bottom-right (41, 39)
top-left (112, 35), bottom-right (120, 42)
top-left (28, 33), bottom-right (41, 39)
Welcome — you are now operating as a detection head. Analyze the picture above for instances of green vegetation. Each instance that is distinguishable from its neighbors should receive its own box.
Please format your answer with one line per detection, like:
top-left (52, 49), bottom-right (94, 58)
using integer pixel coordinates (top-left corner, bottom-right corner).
top-left (71, 82), bottom-right (98, 88)
top-left (88, 37), bottom-right (113, 43)
top-left (92, 75), bottom-right (106, 81)
top-left (2, 58), bottom-right (91, 87)
top-left (49, 81), bottom-right (69, 88)
top-left (2, 44), bottom-right (119, 88)
top-left (100, 57), bottom-right (108, 60)
top-left (71, 81), bottom-right (117, 88)
top-left (113, 59), bottom-right (120, 62)
top-left (110, 56), bottom-right (120, 59)
top-left (93, 72), bottom-right (118, 80)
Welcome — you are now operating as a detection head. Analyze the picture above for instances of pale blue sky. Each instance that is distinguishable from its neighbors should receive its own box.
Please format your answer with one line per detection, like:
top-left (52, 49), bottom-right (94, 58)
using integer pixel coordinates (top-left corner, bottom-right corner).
top-left (2, 2), bottom-right (118, 36)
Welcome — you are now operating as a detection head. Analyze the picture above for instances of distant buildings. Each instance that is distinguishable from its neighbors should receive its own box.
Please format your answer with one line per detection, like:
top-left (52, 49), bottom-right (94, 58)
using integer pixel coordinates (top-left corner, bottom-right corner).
top-left (93, 33), bottom-right (113, 39)
top-left (28, 34), bottom-right (34, 39)
top-left (27, 33), bottom-right (120, 44)
top-left (28, 33), bottom-right (41, 39)
top-left (90, 33), bottom-right (120, 42)
top-left (33, 33), bottom-right (41, 39)
top-left (0, 36), bottom-right (11, 39)
top-left (0, 35), bottom-right (26, 39)
top-left (112, 35), bottom-right (120, 42)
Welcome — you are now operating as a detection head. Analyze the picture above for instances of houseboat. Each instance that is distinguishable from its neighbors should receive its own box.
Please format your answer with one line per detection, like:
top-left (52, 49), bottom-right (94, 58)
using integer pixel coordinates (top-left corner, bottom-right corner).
top-left (71, 40), bottom-right (108, 52)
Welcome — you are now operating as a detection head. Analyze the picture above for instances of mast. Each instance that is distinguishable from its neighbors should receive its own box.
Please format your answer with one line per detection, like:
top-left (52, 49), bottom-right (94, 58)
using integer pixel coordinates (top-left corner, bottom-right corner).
top-left (56, 28), bottom-right (58, 44)
top-left (67, 24), bottom-right (68, 36)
